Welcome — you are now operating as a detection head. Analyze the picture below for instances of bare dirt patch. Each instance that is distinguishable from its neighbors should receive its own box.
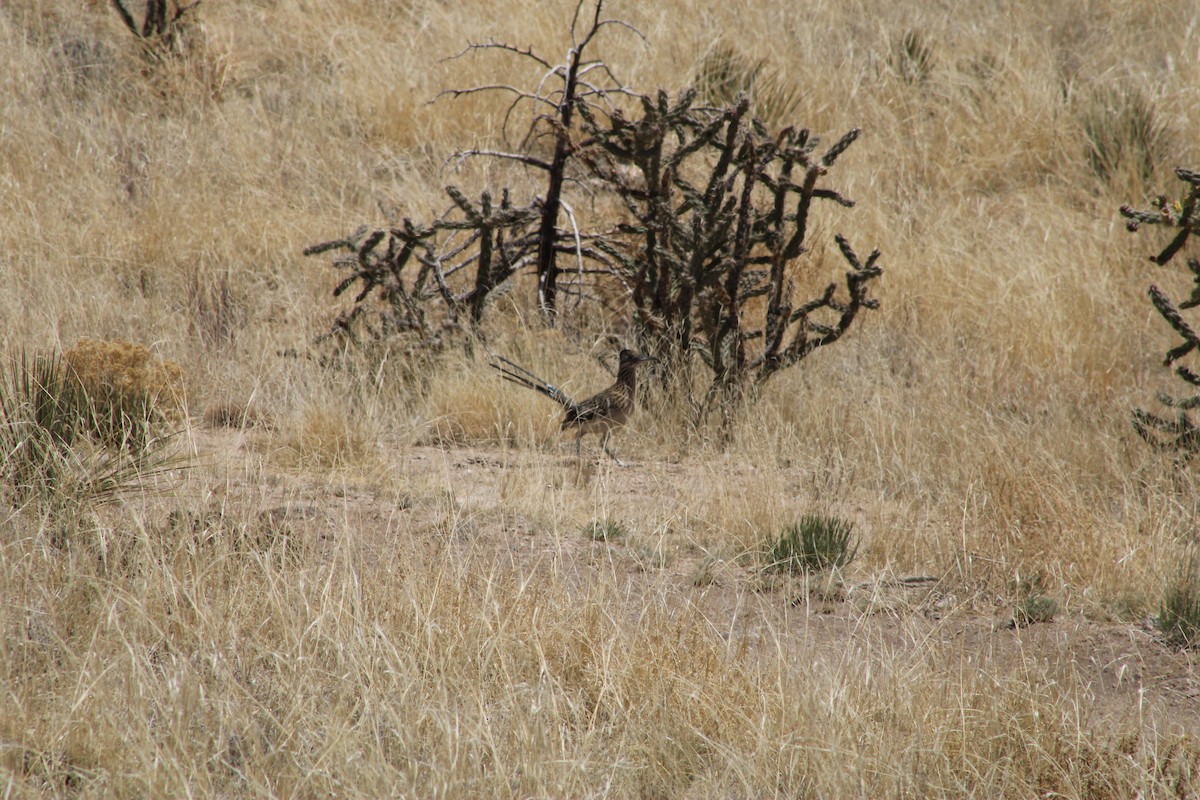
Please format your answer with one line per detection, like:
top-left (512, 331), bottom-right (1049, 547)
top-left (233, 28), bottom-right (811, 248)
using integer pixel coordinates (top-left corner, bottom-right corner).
top-left (200, 426), bottom-right (1200, 743)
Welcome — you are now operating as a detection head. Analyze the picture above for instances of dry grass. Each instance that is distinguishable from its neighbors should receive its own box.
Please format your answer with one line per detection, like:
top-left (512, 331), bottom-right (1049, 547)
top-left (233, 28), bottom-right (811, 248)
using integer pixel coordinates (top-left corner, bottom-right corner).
top-left (4, 0), bottom-right (1200, 796)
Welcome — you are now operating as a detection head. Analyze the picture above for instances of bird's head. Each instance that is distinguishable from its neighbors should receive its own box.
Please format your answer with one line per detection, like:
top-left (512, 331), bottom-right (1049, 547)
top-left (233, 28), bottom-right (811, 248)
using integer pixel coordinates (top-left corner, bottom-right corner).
top-left (618, 349), bottom-right (656, 365)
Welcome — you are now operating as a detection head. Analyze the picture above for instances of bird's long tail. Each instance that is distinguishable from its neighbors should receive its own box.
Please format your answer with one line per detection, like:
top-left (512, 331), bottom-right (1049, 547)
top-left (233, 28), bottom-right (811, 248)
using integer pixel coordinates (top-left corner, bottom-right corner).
top-left (489, 355), bottom-right (577, 411)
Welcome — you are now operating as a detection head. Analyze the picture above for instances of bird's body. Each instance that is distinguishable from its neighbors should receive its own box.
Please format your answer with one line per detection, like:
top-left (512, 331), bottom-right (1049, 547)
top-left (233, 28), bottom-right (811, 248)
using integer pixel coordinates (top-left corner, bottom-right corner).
top-left (490, 349), bottom-right (655, 465)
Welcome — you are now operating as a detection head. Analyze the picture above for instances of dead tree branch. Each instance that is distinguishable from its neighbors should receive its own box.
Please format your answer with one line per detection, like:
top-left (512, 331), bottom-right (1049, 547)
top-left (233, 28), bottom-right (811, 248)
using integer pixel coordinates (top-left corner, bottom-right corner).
top-left (440, 0), bottom-right (645, 324)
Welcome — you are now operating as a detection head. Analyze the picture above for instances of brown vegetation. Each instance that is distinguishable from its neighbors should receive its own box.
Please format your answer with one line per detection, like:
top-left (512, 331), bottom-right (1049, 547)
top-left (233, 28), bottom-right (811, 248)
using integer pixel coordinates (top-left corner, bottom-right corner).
top-left (3, 0), bottom-right (1200, 796)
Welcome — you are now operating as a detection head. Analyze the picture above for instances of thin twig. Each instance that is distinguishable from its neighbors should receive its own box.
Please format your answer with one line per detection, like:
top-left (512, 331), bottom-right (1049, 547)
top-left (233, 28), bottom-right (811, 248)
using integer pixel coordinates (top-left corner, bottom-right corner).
top-left (441, 39), bottom-right (553, 70)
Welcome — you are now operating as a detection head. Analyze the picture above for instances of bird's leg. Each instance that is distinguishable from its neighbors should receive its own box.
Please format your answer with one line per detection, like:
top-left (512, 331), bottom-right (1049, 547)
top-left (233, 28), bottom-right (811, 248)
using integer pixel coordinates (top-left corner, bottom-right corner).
top-left (600, 431), bottom-right (626, 467)
top-left (575, 430), bottom-right (583, 459)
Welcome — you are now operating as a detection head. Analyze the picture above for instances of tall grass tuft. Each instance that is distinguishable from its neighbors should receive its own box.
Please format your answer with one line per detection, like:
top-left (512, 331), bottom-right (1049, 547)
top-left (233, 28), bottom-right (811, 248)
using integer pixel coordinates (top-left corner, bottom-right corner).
top-left (1082, 85), bottom-right (1171, 184)
top-left (764, 514), bottom-right (858, 574)
top-left (583, 519), bottom-right (627, 543)
top-left (890, 29), bottom-right (935, 85)
top-left (693, 43), bottom-right (803, 129)
top-left (1158, 555), bottom-right (1200, 649)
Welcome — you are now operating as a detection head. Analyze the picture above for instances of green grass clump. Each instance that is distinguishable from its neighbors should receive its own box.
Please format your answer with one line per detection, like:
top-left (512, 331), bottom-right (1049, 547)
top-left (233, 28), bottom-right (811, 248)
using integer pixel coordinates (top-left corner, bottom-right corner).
top-left (764, 515), bottom-right (858, 574)
top-left (1158, 556), bottom-right (1200, 648)
top-left (1081, 85), bottom-right (1171, 184)
top-left (890, 29), bottom-right (935, 85)
top-left (1012, 572), bottom-right (1059, 628)
top-left (583, 519), bottom-right (627, 543)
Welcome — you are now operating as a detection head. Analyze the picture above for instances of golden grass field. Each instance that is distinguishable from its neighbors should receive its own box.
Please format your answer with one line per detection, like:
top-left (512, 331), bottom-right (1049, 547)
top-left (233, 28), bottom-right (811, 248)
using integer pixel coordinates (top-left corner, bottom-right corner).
top-left (4, 0), bottom-right (1200, 796)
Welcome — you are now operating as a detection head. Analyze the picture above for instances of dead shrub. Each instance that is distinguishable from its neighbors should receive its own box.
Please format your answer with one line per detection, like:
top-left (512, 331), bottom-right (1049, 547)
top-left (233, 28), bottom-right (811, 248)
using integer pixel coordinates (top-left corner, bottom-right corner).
top-left (63, 338), bottom-right (186, 449)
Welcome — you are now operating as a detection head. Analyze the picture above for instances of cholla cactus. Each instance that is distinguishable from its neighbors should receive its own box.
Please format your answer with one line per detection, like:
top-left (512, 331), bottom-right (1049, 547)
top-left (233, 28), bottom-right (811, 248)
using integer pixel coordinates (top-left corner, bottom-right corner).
top-left (110, 0), bottom-right (200, 60)
top-left (304, 188), bottom-right (543, 345)
top-left (1121, 168), bottom-right (1200, 454)
top-left (578, 91), bottom-right (882, 422)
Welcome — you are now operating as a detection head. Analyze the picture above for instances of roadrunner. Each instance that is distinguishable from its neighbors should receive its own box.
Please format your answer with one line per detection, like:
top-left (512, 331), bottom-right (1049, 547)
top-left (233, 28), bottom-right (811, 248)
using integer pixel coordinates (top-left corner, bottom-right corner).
top-left (490, 349), bottom-right (656, 465)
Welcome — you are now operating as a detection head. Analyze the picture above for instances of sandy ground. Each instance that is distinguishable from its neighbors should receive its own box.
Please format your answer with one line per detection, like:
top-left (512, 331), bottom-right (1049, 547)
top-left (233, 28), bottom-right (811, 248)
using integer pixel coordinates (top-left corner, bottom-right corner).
top-left (193, 426), bottom-right (1200, 743)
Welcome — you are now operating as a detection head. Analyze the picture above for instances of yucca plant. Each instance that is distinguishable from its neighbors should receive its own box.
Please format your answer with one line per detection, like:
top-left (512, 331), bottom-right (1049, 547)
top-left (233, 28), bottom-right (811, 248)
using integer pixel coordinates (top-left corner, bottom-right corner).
top-left (764, 514), bottom-right (858, 574)
top-left (0, 350), bottom-right (87, 502)
top-left (0, 348), bottom-right (187, 510)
